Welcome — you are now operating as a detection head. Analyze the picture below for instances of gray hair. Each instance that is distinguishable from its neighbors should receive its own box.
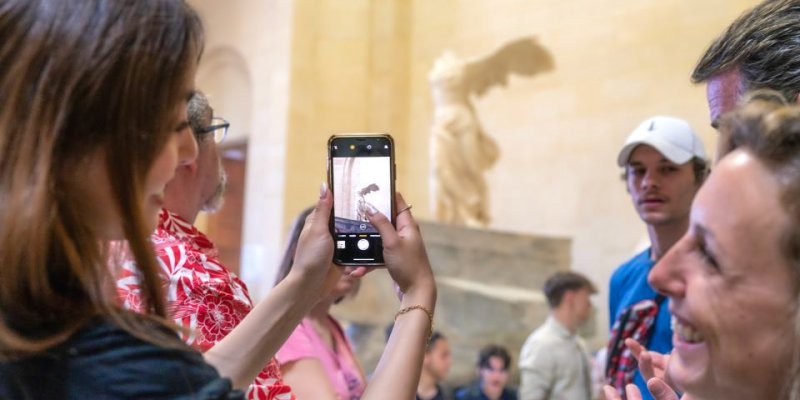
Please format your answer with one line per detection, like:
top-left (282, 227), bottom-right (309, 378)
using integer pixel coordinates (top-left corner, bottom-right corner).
top-left (692, 0), bottom-right (800, 103)
top-left (187, 91), bottom-right (213, 139)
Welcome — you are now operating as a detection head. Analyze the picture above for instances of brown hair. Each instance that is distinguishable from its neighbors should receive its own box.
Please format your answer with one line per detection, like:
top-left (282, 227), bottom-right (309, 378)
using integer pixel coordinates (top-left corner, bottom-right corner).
top-left (0, 0), bottom-right (203, 357)
top-left (718, 90), bottom-right (800, 400)
top-left (274, 207), bottom-right (316, 286)
top-left (692, 0), bottom-right (800, 102)
top-left (542, 271), bottom-right (596, 308)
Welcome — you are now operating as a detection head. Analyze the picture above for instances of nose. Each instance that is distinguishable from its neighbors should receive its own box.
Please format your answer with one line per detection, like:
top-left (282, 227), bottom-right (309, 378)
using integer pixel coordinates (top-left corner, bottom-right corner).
top-left (640, 168), bottom-right (659, 191)
top-left (648, 236), bottom-right (688, 298)
top-left (177, 126), bottom-right (198, 166)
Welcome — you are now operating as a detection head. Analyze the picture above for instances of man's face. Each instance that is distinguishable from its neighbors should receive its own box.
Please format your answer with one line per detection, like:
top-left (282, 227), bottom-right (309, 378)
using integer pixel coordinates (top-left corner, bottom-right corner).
top-left (479, 356), bottom-right (509, 394)
top-left (626, 145), bottom-right (699, 227)
top-left (706, 69), bottom-right (742, 161)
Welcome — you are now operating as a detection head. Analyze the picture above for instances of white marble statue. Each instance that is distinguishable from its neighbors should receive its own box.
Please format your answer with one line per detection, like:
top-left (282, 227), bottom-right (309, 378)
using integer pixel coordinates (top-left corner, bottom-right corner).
top-left (428, 37), bottom-right (553, 227)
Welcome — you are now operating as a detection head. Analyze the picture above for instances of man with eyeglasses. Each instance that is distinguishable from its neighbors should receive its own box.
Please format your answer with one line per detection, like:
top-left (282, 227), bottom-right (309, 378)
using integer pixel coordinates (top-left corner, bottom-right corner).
top-left (117, 92), bottom-right (295, 400)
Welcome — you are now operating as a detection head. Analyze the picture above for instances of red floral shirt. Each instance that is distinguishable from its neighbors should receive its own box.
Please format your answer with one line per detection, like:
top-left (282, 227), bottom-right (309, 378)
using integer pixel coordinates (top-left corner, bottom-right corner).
top-left (117, 209), bottom-right (294, 400)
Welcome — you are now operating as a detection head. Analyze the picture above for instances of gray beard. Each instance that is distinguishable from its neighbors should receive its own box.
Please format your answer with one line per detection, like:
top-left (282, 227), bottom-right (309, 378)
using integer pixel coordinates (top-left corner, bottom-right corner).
top-left (201, 163), bottom-right (227, 213)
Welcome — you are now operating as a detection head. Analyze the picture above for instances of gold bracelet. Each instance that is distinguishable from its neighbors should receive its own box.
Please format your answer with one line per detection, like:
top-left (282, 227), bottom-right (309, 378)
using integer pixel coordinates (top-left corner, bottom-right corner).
top-left (394, 305), bottom-right (434, 340)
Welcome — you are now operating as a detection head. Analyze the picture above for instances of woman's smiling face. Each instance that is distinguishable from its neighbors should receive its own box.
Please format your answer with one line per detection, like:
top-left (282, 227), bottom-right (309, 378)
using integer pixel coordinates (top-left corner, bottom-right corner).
top-left (648, 149), bottom-right (798, 400)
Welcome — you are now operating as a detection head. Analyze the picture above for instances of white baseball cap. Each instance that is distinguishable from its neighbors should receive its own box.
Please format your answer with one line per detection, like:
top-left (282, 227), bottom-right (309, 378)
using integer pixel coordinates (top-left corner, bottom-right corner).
top-left (617, 116), bottom-right (707, 167)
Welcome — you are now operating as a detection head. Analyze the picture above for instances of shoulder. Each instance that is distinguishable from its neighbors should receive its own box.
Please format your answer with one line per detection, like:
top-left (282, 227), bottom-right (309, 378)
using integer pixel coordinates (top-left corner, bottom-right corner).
top-left (276, 319), bottom-right (318, 364)
top-left (0, 320), bottom-right (244, 399)
top-left (502, 387), bottom-right (518, 400)
top-left (611, 249), bottom-right (652, 285)
top-left (454, 383), bottom-right (483, 400)
top-left (519, 326), bottom-right (559, 366)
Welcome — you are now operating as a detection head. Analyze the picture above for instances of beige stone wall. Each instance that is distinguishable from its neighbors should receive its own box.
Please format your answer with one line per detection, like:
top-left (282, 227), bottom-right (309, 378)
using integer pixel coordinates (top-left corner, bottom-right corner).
top-left (189, 0), bottom-right (762, 348)
top-left (404, 0), bottom-right (760, 349)
top-left (282, 0), bottom-right (412, 230)
top-left (188, 0), bottom-right (295, 298)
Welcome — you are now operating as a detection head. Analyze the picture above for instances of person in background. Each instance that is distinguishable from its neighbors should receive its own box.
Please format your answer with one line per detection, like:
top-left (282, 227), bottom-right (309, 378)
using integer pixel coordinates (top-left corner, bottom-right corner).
top-left (603, 93), bottom-right (800, 400)
top-left (116, 92), bottom-right (294, 399)
top-left (274, 207), bottom-right (367, 400)
top-left (614, 0), bottom-right (800, 395)
top-left (691, 0), bottom-right (800, 161)
top-left (417, 331), bottom-right (454, 400)
top-left (519, 271), bottom-right (596, 400)
top-left (606, 116), bottom-right (707, 399)
top-left (455, 345), bottom-right (518, 400)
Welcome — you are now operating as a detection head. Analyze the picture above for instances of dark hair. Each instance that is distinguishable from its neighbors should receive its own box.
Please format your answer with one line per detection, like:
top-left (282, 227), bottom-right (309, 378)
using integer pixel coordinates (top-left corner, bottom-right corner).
top-left (477, 344), bottom-right (511, 370)
top-left (717, 90), bottom-right (800, 400)
top-left (188, 91), bottom-right (214, 141)
top-left (543, 271), bottom-right (596, 308)
top-left (426, 331), bottom-right (446, 352)
top-left (622, 157), bottom-right (709, 184)
top-left (274, 206), bottom-right (315, 286)
top-left (692, 0), bottom-right (800, 103)
top-left (0, 0), bottom-right (203, 357)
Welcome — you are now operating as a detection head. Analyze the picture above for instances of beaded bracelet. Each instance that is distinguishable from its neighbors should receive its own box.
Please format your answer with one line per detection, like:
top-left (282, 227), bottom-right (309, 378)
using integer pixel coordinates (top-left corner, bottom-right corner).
top-left (394, 304), bottom-right (434, 340)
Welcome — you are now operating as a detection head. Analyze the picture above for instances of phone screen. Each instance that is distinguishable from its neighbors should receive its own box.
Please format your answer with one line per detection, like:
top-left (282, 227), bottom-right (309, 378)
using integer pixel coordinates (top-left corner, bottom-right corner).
top-left (329, 135), bottom-right (395, 265)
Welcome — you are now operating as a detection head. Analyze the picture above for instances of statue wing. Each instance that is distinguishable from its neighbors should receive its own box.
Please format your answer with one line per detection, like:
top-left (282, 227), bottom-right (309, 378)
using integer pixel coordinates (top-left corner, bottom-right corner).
top-left (463, 36), bottom-right (554, 97)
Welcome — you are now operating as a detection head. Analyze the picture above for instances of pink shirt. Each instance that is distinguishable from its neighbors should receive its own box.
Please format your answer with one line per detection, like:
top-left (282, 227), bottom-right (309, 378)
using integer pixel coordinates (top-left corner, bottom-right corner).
top-left (277, 317), bottom-right (366, 400)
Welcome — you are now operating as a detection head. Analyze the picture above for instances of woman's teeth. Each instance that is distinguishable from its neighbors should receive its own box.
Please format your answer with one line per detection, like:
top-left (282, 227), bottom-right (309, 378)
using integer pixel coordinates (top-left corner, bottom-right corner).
top-left (672, 316), bottom-right (704, 343)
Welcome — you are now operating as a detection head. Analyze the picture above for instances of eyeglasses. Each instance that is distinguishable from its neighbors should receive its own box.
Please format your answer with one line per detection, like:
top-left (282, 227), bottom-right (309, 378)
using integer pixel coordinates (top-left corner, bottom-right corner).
top-left (197, 117), bottom-right (230, 144)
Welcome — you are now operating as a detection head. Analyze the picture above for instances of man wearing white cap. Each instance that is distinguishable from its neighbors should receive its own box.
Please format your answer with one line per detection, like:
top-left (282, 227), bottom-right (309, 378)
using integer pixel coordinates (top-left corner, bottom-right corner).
top-left (605, 116), bottom-right (708, 400)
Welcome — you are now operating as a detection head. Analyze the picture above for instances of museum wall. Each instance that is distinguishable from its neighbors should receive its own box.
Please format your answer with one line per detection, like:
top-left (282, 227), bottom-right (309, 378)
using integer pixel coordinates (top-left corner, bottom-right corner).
top-left (188, 0), bottom-right (761, 348)
top-left (404, 0), bottom-right (760, 348)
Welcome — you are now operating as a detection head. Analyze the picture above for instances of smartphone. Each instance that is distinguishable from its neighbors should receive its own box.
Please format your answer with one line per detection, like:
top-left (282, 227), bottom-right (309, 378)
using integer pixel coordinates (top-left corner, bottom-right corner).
top-left (328, 134), bottom-right (396, 266)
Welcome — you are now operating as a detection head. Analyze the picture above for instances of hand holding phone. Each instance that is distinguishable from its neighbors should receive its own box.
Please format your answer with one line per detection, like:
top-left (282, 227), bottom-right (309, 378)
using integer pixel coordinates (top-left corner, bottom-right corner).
top-left (328, 134), bottom-right (396, 266)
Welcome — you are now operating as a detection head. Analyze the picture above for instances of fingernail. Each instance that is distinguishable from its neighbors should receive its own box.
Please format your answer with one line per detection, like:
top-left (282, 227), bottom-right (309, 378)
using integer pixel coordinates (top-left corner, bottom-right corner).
top-left (366, 204), bottom-right (378, 216)
top-left (649, 381), bottom-right (665, 396)
top-left (319, 182), bottom-right (328, 199)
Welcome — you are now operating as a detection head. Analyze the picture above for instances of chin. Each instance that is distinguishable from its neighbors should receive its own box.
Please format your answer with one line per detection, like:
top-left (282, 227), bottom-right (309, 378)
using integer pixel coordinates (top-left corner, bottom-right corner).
top-left (668, 354), bottom-right (711, 398)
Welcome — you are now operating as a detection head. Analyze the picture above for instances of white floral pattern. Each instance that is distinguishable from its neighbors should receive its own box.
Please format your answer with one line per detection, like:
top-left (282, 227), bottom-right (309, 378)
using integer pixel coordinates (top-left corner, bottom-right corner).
top-left (117, 209), bottom-right (294, 400)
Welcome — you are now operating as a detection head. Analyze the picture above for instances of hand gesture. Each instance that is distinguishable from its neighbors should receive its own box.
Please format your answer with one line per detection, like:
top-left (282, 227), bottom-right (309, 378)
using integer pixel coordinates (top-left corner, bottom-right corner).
top-left (366, 193), bottom-right (435, 301)
top-left (625, 339), bottom-right (671, 384)
top-left (602, 381), bottom-right (686, 400)
top-left (288, 183), bottom-right (341, 298)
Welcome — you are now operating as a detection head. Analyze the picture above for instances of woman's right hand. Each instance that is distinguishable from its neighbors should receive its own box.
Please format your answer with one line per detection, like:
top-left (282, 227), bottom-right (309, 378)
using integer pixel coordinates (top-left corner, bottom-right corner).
top-left (366, 192), bottom-right (435, 302)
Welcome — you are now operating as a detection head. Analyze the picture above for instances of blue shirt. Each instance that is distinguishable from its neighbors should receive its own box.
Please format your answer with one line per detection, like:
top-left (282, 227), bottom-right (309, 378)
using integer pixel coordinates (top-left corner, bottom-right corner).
top-left (608, 248), bottom-right (673, 400)
top-left (454, 381), bottom-right (517, 400)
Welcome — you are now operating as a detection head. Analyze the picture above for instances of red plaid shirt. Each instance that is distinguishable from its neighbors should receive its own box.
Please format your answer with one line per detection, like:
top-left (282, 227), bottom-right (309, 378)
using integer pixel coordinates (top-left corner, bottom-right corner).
top-left (117, 209), bottom-right (295, 400)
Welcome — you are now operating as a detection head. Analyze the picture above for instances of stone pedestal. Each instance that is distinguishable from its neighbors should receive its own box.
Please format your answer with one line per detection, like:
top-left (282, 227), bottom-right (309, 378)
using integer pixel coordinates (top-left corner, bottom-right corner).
top-left (331, 220), bottom-right (571, 387)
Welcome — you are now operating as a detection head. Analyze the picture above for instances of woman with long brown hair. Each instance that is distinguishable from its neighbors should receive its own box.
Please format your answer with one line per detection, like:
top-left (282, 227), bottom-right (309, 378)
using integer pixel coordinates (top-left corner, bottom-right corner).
top-left (0, 1), bottom-right (436, 398)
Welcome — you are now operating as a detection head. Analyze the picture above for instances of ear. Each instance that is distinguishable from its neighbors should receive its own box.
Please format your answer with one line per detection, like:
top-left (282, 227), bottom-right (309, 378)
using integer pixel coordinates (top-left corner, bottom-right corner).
top-left (562, 290), bottom-right (576, 307)
top-left (795, 93), bottom-right (800, 105)
top-left (179, 159), bottom-right (199, 173)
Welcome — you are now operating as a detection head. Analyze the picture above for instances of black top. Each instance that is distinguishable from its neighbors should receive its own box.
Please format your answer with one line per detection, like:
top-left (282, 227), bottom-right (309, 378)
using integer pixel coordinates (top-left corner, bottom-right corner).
top-left (454, 382), bottom-right (518, 400)
top-left (0, 319), bottom-right (244, 399)
top-left (417, 384), bottom-right (454, 400)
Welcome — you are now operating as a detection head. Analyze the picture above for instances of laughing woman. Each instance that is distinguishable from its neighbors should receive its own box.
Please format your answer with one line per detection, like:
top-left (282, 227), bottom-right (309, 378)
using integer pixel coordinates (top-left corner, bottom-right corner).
top-left (605, 95), bottom-right (800, 400)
